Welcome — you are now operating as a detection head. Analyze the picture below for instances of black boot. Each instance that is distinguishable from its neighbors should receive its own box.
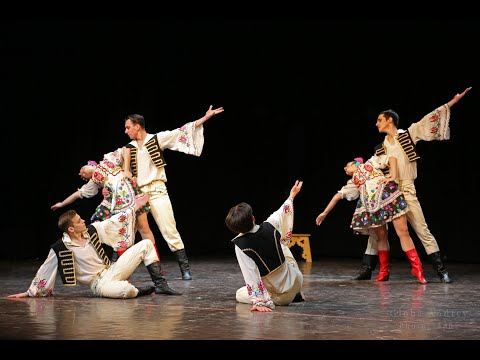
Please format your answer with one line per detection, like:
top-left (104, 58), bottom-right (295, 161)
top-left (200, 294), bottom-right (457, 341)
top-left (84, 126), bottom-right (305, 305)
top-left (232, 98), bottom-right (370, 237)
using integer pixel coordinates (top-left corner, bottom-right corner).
top-left (146, 262), bottom-right (183, 295)
top-left (429, 251), bottom-right (452, 283)
top-left (174, 249), bottom-right (192, 280)
top-left (136, 286), bottom-right (155, 297)
top-left (292, 292), bottom-right (305, 303)
top-left (352, 254), bottom-right (378, 280)
top-left (111, 251), bottom-right (119, 263)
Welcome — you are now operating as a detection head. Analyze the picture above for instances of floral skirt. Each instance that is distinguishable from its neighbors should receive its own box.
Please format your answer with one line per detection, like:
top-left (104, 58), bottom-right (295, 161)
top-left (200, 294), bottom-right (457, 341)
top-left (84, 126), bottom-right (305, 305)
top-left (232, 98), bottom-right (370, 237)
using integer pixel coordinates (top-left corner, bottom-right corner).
top-left (351, 181), bottom-right (408, 235)
top-left (90, 182), bottom-right (151, 222)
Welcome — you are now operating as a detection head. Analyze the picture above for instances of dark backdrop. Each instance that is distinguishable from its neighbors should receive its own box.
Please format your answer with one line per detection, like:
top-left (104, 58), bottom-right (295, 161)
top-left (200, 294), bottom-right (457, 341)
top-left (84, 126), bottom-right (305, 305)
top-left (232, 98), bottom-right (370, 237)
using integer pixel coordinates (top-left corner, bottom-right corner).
top-left (4, 15), bottom-right (479, 263)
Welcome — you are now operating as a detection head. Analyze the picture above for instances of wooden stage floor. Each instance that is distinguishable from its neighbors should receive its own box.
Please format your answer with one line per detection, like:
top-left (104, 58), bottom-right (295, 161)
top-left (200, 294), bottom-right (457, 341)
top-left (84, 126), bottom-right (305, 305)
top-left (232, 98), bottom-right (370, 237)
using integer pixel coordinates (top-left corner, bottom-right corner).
top-left (1, 254), bottom-right (479, 342)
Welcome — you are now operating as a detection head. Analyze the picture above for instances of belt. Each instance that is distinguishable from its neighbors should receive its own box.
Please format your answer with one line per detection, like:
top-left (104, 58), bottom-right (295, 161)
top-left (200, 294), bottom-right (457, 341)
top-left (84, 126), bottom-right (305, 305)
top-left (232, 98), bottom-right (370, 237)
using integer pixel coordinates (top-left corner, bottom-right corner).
top-left (89, 268), bottom-right (107, 290)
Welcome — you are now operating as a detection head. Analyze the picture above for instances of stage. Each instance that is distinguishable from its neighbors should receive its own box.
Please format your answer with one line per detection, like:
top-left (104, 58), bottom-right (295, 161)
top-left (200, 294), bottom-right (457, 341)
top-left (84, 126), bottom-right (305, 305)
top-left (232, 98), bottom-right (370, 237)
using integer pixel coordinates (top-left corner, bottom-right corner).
top-left (1, 254), bottom-right (479, 341)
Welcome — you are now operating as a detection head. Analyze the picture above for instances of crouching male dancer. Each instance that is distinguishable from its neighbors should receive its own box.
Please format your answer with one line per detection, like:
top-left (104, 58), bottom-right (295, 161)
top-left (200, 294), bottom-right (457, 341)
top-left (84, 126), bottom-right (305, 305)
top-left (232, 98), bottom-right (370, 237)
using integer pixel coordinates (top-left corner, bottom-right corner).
top-left (8, 193), bottom-right (181, 299)
top-left (225, 180), bottom-right (305, 312)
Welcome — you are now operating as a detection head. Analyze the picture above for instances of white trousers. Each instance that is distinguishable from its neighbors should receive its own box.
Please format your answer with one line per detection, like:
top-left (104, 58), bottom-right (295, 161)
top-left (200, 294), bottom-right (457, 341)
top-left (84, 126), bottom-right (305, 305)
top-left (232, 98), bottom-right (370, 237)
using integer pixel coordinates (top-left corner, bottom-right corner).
top-left (90, 240), bottom-right (158, 299)
top-left (140, 180), bottom-right (184, 252)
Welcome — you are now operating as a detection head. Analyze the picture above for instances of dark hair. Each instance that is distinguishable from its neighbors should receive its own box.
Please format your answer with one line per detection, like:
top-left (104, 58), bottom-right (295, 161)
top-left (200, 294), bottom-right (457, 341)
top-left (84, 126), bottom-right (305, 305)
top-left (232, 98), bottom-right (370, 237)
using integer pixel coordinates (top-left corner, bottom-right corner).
top-left (225, 202), bottom-right (254, 234)
top-left (379, 109), bottom-right (399, 128)
top-left (58, 210), bottom-right (77, 233)
top-left (125, 114), bottom-right (145, 129)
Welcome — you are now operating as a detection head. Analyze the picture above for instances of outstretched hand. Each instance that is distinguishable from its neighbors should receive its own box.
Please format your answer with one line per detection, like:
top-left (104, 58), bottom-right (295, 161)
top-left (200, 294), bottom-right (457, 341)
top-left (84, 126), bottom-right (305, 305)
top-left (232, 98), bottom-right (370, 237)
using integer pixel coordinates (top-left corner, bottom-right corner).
top-left (51, 202), bottom-right (63, 211)
top-left (206, 105), bottom-right (224, 118)
top-left (289, 180), bottom-right (303, 200)
top-left (7, 291), bottom-right (29, 298)
top-left (315, 212), bottom-right (327, 226)
top-left (251, 304), bottom-right (273, 312)
top-left (195, 105), bottom-right (225, 128)
top-left (450, 86), bottom-right (472, 107)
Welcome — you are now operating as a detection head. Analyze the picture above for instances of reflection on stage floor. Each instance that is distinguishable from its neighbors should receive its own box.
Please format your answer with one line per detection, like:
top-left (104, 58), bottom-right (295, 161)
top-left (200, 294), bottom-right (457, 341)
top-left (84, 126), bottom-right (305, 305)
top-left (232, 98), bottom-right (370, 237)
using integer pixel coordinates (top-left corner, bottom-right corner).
top-left (1, 255), bottom-right (479, 341)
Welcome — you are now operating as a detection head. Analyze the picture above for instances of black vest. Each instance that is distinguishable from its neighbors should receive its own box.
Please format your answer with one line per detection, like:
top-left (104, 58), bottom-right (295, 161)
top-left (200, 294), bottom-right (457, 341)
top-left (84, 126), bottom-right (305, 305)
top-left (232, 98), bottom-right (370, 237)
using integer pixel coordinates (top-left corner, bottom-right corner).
top-left (51, 225), bottom-right (113, 286)
top-left (126, 136), bottom-right (167, 177)
top-left (232, 222), bottom-right (285, 277)
top-left (374, 129), bottom-right (420, 176)
top-left (374, 130), bottom-right (420, 161)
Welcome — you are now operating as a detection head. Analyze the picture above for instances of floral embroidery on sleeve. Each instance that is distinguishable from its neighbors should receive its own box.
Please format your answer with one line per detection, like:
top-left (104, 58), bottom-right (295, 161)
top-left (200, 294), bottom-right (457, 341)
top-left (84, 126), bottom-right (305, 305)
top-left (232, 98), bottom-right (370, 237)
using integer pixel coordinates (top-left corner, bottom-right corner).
top-left (246, 281), bottom-right (275, 309)
top-left (246, 280), bottom-right (268, 297)
top-left (428, 106), bottom-right (449, 140)
top-left (32, 276), bottom-right (54, 297)
top-left (178, 126), bottom-right (190, 148)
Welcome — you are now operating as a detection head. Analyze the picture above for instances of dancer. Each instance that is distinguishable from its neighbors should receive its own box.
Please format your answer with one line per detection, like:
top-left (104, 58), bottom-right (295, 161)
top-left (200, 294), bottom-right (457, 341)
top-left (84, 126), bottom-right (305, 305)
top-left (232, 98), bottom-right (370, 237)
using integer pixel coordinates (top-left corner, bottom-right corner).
top-left (123, 105), bottom-right (224, 280)
top-left (316, 156), bottom-right (427, 283)
top-left (226, 180), bottom-right (305, 312)
top-left (353, 87), bottom-right (472, 283)
top-left (8, 194), bottom-right (182, 299)
top-left (51, 147), bottom-right (157, 260)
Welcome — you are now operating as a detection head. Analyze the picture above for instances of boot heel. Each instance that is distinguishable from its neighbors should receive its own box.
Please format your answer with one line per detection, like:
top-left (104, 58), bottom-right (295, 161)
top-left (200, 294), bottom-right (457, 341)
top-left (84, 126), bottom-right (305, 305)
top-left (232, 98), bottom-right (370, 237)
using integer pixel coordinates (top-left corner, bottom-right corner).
top-left (406, 248), bottom-right (428, 284)
top-left (375, 273), bottom-right (390, 281)
top-left (411, 269), bottom-right (427, 284)
top-left (375, 250), bottom-right (390, 282)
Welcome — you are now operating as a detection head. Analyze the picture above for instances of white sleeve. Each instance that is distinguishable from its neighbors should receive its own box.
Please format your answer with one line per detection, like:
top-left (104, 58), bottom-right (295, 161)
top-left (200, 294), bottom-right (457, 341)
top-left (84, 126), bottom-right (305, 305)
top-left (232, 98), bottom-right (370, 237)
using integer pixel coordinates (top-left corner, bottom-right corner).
top-left (102, 147), bottom-right (124, 166)
top-left (235, 245), bottom-right (273, 306)
top-left (408, 104), bottom-right (450, 143)
top-left (78, 180), bottom-right (100, 199)
top-left (92, 207), bottom-right (137, 250)
top-left (338, 180), bottom-right (359, 201)
top-left (27, 249), bottom-right (59, 297)
top-left (156, 121), bottom-right (205, 156)
top-left (265, 197), bottom-right (294, 241)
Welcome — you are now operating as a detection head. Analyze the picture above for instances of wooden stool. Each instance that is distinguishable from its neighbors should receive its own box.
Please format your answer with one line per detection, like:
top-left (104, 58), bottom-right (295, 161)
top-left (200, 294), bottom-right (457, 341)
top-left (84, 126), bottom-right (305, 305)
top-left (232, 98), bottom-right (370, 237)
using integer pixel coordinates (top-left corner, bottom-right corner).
top-left (287, 234), bottom-right (312, 262)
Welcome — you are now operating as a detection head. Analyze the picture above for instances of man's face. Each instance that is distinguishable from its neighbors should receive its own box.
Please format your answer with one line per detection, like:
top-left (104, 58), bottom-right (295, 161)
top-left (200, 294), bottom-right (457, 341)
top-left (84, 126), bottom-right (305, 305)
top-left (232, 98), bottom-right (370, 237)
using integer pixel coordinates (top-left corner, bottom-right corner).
top-left (375, 114), bottom-right (390, 133)
top-left (125, 119), bottom-right (140, 140)
top-left (70, 214), bottom-right (86, 233)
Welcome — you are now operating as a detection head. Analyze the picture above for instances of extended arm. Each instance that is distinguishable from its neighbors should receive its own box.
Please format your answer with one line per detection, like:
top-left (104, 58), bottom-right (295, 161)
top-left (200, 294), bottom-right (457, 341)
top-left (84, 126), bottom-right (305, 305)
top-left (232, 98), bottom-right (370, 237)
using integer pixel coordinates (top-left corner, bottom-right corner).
top-left (51, 190), bottom-right (82, 211)
top-left (409, 87), bottom-right (472, 143)
top-left (51, 180), bottom-right (100, 211)
top-left (265, 181), bottom-right (303, 239)
top-left (194, 105), bottom-right (224, 128)
top-left (8, 249), bottom-right (59, 298)
top-left (446, 87), bottom-right (472, 108)
top-left (289, 180), bottom-right (303, 201)
top-left (315, 192), bottom-right (343, 226)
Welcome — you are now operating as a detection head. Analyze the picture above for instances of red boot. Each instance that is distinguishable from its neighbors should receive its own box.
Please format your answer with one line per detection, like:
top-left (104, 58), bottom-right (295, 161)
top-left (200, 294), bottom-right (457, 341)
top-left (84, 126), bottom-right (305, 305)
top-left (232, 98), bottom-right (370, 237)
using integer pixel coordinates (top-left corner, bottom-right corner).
top-left (405, 248), bottom-right (427, 284)
top-left (375, 250), bottom-right (390, 281)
